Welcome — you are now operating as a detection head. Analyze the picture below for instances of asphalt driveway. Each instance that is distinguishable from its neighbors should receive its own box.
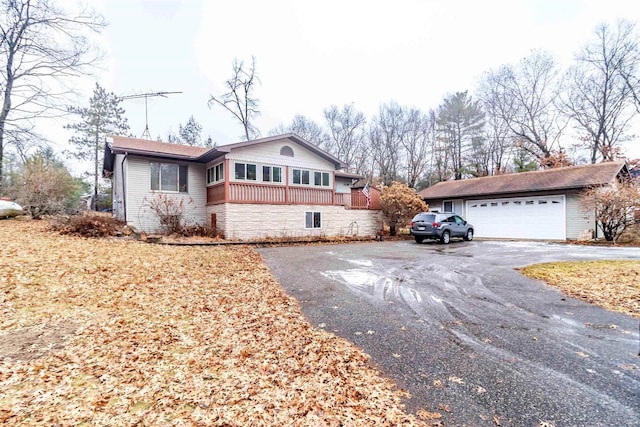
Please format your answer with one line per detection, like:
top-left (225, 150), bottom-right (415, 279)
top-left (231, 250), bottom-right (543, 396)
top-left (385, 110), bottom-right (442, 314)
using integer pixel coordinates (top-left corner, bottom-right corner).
top-left (258, 240), bottom-right (640, 427)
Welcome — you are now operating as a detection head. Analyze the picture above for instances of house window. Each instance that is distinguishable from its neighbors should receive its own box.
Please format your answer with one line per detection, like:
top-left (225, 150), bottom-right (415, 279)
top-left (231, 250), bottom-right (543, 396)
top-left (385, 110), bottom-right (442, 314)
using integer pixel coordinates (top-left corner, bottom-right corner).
top-left (235, 163), bottom-right (257, 180)
top-left (443, 201), bottom-right (453, 212)
top-left (305, 212), bottom-right (321, 229)
top-left (280, 146), bottom-right (294, 157)
top-left (294, 169), bottom-right (329, 186)
top-left (293, 168), bottom-right (310, 185)
top-left (150, 162), bottom-right (188, 192)
top-left (526, 200), bottom-right (534, 205)
top-left (207, 162), bottom-right (224, 184)
top-left (313, 171), bottom-right (330, 186)
top-left (263, 166), bottom-right (283, 183)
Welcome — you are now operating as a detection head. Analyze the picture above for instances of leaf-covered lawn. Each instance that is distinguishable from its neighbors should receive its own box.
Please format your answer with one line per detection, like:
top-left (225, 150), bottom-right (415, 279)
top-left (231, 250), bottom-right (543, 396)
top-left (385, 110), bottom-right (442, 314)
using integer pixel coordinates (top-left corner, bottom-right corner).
top-left (0, 220), bottom-right (426, 426)
top-left (520, 260), bottom-right (640, 318)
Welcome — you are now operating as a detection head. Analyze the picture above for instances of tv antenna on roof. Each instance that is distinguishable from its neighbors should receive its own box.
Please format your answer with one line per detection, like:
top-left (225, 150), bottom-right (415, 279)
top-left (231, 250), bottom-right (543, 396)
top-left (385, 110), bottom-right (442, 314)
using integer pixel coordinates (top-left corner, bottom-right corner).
top-left (120, 91), bottom-right (182, 139)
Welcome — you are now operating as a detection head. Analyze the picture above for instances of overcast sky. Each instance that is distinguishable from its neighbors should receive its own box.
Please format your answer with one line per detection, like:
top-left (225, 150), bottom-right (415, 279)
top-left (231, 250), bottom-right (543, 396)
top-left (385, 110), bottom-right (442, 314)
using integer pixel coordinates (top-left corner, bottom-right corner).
top-left (62, 0), bottom-right (640, 161)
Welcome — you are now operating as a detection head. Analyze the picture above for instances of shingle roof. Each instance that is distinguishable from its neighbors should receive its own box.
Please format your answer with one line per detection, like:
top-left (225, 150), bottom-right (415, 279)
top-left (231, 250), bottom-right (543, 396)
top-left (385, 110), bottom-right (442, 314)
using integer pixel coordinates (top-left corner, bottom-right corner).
top-left (108, 136), bottom-right (209, 159)
top-left (418, 162), bottom-right (628, 199)
top-left (107, 133), bottom-right (348, 169)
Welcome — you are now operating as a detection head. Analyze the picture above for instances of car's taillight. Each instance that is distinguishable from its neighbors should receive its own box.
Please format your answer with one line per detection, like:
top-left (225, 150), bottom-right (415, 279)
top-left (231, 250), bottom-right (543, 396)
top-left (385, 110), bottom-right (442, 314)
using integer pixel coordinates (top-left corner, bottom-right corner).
top-left (432, 222), bottom-right (440, 227)
top-left (410, 221), bottom-right (415, 227)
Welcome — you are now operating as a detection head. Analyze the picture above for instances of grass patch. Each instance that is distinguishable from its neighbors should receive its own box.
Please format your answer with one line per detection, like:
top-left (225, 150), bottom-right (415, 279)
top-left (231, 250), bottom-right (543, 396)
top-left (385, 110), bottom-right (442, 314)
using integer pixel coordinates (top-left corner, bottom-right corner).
top-left (520, 260), bottom-right (640, 318)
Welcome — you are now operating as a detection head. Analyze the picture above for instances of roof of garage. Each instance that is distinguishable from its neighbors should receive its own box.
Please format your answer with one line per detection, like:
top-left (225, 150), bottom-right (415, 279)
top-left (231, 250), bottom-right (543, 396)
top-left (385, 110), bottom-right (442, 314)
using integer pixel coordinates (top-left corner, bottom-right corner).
top-left (418, 162), bottom-right (628, 199)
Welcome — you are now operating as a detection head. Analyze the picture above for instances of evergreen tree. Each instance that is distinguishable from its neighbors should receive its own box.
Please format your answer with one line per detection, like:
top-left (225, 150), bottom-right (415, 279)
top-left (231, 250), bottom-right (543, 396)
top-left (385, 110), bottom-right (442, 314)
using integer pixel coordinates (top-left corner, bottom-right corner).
top-left (179, 115), bottom-right (203, 146)
top-left (66, 83), bottom-right (129, 207)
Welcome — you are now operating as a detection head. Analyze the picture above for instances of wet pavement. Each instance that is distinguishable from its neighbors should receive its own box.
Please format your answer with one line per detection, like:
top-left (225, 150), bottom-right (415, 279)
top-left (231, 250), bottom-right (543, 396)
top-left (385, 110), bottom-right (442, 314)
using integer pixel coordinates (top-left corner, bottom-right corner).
top-left (258, 240), bottom-right (640, 427)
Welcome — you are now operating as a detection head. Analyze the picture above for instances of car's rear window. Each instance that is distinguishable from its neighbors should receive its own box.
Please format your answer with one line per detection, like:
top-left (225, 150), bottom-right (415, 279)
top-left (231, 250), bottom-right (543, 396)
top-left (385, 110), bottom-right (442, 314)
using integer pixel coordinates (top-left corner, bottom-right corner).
top-left (414, 213), bottom-right (436, 222)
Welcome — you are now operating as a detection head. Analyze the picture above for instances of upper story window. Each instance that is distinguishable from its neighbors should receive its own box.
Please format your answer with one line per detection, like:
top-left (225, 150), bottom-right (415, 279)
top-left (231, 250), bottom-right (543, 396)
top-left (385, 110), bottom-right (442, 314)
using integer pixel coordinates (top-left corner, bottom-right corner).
top-left (235, 162), bottom-right (257, 180)
top-left (313, 171), bottom-right (330, 186)
top-left (206, 162), bottom-right (224, 185)
top-left (292, 169), bottom-right (310, 185)
top-left (150, 162), bottom-right (188, 192)
top-left (280, 146), bottom-right (294, 157)
top-left (263, 165), bottom-right (282, 183)
top-left (293, 168), bottom-right (330, 187)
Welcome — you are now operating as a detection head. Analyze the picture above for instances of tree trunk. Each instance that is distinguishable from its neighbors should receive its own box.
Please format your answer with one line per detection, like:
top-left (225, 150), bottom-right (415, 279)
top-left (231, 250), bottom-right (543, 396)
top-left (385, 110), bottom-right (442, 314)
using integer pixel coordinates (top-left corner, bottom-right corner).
top-left (94, 125), bottom-right (99, 210)
top-left (0, 49), bottom-right (15, 191)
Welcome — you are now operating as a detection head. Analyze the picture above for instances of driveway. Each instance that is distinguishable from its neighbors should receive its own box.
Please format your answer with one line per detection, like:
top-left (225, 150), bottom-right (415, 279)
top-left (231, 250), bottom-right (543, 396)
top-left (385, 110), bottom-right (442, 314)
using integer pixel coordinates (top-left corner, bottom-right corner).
top-left (258, 240), bottom-right (640, 427)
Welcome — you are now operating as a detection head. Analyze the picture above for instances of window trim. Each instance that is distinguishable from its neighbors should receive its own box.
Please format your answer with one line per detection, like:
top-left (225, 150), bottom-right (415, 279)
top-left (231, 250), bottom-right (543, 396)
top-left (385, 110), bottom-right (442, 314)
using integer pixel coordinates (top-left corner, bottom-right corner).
top-left (150, 162), bottom-right (188, 193)
top-left (262, 165), bottom-right (283, 183)
top-left (305, 211), bottom-right (322, 229)
top-left (293, 168), bottom-right (331, 187)
top-left (234, 162), bottom-right (257, 181)
top-left (207, 162), bottom-right (225, 185)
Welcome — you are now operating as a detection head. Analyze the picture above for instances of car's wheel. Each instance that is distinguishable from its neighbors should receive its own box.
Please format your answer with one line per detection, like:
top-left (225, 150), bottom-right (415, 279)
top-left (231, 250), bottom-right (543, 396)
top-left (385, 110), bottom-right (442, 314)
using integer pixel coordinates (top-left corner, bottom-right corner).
top-left (414, 236), bottom-right (424, 244)
top-left (440, 230), bottom-right (450, 244)
top-left (464, 229), bottom-right (473, 241)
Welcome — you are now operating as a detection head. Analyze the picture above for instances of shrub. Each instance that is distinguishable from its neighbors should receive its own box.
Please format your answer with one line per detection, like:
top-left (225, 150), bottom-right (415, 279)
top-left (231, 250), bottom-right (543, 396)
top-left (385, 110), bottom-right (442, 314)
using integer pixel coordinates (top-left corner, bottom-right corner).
top-left (145, 193), bottom-right (194, 234)
top-left (7, 154), bottom-right (82, 219)
top-left (179, 224), bottom-right (223, 238)
top-left (581, 180), bottom-right (640, 242)
top-left (379, 182), bottom-right (428, 236)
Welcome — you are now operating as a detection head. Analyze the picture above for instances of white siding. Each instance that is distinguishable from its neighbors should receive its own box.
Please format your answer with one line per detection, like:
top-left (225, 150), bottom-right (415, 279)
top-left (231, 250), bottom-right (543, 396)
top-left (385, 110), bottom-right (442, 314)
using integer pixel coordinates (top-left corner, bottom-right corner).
top-left (226, 139), bottom-right (335, 171)
top-left (125, 156), bottom-right (207, 232)
top-left (335, 177), bottom-right (353, 194)
top-left (207, 203), bottom-right (382, 240)
top-left (566, 192), bottom-right (595, 240)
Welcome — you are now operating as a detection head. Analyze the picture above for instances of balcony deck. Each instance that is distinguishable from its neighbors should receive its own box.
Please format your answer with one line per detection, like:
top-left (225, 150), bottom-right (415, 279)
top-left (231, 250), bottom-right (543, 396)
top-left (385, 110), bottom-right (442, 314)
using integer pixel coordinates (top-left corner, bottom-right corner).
top-left (207, 182), bottom-right (378, 209)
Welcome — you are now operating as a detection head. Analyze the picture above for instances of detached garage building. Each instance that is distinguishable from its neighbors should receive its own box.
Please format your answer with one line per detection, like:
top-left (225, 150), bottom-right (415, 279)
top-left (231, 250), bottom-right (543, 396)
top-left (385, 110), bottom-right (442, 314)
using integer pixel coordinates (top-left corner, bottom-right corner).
top-left (417, 162), bottom-right (629, 241)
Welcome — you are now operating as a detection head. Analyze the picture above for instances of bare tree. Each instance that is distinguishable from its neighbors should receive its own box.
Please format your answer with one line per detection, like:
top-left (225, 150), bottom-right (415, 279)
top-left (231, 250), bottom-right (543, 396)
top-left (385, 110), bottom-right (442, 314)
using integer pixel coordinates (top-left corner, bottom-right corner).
top-left (208, 56), bottom-right (260, 141)
top-left (324, 104), bottom-right (367, 172)
top-left (436, 91), bottom-right (485, 180)
top-left (269, 114), bottom-right (329, 148)
top-left (402, 108), bottom-right (432, 188)
top-left (481, 51), bottom-right (566, 165)
top-left (558, 20), bottom-right (640, 163)
top-left (0, 0), bottom-right (105, 188)
top-left (477, 77), bottom-right (517, 174)
top-left (370, 102), bottom-right (405, 185)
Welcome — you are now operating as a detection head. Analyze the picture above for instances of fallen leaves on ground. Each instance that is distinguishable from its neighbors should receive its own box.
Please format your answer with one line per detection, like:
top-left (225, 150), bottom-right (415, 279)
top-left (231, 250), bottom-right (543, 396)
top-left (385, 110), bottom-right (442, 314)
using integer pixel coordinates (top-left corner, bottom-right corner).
top-left (519, 260), bottom-right (640, 318)
top-left (0, 220), bottom-right (425, 426)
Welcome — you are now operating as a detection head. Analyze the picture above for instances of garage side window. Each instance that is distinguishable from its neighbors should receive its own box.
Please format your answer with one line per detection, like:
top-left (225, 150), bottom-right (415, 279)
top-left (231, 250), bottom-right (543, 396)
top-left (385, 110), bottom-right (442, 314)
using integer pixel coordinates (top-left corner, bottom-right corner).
top-left (305, 212), bottom-right (321, 229)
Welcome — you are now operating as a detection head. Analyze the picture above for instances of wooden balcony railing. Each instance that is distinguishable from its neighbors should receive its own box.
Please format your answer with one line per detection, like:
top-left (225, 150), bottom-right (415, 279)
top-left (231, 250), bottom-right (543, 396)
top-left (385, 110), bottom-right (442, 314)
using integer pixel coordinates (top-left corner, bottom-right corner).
top-left (207, 182), bottom-right (379, 209)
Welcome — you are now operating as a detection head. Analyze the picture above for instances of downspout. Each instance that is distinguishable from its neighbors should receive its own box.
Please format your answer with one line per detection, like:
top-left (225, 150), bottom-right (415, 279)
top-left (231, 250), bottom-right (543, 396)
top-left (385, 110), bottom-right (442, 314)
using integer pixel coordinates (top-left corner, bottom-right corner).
top-left (121, 152), bottom-right (128, 223)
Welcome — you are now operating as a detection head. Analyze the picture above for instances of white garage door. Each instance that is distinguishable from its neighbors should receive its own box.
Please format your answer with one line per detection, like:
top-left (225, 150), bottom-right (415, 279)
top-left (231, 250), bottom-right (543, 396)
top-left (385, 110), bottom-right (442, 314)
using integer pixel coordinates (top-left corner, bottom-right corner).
top-left (466, 195), bottom-right (566, 240)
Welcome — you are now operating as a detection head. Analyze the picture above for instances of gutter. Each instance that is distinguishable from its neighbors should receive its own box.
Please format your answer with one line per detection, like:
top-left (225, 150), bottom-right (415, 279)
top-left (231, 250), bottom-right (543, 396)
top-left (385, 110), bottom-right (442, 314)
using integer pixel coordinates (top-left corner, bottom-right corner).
top-left (121, 152), bottom-right (128, 222)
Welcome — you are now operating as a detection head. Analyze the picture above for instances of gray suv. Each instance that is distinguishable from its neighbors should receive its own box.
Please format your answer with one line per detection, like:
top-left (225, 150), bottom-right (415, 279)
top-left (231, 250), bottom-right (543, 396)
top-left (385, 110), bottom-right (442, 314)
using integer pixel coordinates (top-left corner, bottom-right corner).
top-left (410, 212), bottom-right (474, 244)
